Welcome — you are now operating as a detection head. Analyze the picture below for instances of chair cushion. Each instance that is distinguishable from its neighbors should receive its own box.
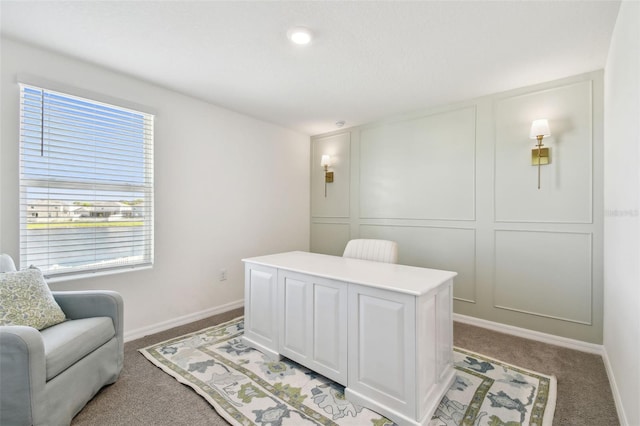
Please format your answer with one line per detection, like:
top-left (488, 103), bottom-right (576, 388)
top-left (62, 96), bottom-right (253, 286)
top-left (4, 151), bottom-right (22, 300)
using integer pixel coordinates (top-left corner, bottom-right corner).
top-left (40, 316), bottom-right (115, 381)
top-left (343, 239), bottom-right (398, 264)
top-left (0, 268), bottom-right (66, 330)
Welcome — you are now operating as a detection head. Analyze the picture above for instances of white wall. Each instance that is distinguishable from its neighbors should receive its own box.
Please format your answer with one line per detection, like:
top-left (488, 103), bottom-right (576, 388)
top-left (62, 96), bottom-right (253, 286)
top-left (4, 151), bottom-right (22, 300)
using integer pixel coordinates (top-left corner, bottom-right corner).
top-left (603, 1), bottom-right (640, 424)
top-left (311, 71), bottom-right (604, 344)
top-left (0, 38), bottom-right (310, 338)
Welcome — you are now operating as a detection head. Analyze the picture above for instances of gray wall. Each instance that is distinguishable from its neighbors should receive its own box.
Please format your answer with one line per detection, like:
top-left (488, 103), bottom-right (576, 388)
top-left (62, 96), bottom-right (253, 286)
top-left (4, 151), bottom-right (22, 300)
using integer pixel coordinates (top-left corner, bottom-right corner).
top-left (311, 71), bottom-right (604, 344)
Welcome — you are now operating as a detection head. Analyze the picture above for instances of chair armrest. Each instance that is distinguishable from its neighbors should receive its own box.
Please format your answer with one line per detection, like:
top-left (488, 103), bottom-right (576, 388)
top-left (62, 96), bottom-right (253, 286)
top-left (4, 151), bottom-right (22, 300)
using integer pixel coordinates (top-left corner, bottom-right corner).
top-left (0, 326), bottom-right (46, 425)
top-left (52, 291), bottom-right (124, 363)
top-left (52, 290), bottom-right (123, 337)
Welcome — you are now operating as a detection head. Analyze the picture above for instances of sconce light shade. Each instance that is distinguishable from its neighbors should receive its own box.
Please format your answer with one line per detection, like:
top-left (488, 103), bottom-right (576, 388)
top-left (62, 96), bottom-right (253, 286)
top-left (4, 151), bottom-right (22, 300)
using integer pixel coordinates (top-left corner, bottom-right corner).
top-left (320, 155), bottom-right (331, 168)
top-left (529, 119), bottom-right (551, 139)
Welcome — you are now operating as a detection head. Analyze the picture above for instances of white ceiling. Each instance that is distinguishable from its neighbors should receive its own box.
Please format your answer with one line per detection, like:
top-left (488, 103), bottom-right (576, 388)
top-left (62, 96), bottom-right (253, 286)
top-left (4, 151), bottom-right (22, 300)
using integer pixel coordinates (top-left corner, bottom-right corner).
top-left (0, 1), bottom-right (621, 135)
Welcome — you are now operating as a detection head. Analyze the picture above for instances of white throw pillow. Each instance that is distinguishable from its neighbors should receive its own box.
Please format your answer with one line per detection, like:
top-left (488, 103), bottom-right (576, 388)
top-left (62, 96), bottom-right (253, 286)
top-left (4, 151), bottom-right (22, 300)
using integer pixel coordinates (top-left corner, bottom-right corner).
top-left (0, 268), bottom-right (66, 330)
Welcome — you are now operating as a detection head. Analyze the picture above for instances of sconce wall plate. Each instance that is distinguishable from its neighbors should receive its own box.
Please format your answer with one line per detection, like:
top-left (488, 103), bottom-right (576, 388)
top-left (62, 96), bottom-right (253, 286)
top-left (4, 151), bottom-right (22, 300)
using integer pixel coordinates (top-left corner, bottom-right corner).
top-left (529, 119), bottom-right (551, 190)
top-left (531, 147), bottom-right (550, 165)
top-left (321, 154), bottom-right (333, 197)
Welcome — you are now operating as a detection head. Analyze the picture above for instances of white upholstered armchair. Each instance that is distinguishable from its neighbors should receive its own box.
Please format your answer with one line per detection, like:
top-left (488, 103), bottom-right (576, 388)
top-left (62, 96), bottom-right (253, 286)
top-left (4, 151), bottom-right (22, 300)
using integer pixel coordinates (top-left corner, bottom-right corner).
top-left (0, 254), bottom-right (124, 425)
top-left (342, 239), bottom-right (398, 264)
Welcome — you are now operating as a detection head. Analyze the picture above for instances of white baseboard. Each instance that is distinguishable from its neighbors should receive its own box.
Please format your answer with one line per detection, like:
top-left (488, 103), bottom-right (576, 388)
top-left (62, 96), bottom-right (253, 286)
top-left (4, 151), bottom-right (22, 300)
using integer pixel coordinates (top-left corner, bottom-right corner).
top-left (452, 313), bottom-right (604, 355)
top-left (124, 299), bottom-right (244, 342)
top-left (602, 347), bottom-right (629, 426)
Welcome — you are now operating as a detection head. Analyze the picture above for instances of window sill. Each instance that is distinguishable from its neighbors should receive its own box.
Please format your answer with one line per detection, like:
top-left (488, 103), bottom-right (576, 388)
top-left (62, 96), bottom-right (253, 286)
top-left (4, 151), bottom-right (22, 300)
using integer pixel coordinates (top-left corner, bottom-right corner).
top-left (46, 264), bottom-right (153, 284)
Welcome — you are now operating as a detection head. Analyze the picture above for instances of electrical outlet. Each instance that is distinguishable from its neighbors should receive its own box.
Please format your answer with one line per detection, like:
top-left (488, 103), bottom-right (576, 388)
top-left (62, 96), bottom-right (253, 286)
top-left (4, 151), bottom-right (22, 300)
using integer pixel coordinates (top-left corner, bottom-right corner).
top-left (219, 268), bottom-right (227, 281)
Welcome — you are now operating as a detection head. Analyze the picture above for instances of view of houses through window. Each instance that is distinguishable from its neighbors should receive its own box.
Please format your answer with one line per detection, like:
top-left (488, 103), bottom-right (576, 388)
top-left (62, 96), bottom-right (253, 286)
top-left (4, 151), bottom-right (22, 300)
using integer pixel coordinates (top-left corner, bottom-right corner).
top-left (19, 84), bottom-right (154, 277)
top-left (27, 199), bottom-right (144, 222)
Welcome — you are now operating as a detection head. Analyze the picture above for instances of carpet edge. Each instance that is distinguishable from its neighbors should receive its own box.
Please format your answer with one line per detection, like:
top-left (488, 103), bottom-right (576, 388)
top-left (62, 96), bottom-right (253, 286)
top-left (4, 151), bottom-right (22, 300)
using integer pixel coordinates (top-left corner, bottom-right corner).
top-left (453, 346), bottom-right (556, 380)
top-left (453, 346), bottom-right (557, 426)
top-left (137, 315), bottom-right (244, 351)
top-left (542, 374), bottom-right (558, 426)
top-left (138, 344), bottom-right (243, 426)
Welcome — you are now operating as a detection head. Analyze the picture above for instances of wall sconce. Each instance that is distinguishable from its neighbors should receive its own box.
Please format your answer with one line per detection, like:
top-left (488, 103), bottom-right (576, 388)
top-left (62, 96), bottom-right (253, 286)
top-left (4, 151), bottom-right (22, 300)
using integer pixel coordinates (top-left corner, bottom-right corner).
top-left (529, 119), bottom-right (551, 190)
top-left (321, 154), bottom-right (334, 197)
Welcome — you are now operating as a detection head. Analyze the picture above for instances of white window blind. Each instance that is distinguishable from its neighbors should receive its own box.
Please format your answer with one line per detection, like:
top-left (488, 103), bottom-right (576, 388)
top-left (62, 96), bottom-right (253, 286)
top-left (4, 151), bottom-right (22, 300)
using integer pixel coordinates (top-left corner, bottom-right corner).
top-left (19, 84), bottom-right (154, 278)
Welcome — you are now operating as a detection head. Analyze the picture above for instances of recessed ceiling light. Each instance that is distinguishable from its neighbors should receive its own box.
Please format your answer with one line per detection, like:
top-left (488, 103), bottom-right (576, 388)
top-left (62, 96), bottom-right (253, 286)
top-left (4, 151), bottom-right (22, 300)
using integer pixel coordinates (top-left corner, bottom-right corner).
top-left (287, 27), bottom-right (312, 45)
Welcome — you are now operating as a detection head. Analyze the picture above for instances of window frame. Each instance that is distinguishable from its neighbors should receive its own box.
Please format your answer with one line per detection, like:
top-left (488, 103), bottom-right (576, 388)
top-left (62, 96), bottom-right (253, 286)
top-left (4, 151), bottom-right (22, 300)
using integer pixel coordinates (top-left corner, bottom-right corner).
top-left (18, 81), bottom-right (155, 280)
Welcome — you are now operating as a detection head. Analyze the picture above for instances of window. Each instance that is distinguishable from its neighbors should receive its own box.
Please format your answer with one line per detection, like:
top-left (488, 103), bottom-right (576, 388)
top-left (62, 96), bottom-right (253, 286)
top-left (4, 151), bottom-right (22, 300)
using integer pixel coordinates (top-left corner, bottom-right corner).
top-left (19, 84), bottom-right (154, 278)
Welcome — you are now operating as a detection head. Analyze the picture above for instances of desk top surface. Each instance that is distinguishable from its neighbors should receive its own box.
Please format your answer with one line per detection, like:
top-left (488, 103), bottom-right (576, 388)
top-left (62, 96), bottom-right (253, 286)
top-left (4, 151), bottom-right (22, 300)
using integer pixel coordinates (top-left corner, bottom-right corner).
top-left (242, 251), bottom-right (456, 296)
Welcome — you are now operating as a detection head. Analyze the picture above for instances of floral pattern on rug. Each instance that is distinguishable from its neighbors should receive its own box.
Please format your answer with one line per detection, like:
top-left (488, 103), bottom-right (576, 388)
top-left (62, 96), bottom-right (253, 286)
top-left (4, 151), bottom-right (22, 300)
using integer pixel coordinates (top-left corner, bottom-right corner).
top-left (140, 317), bottom-right (555, 426)
top-left (430, 348), bottom-right (555, 426)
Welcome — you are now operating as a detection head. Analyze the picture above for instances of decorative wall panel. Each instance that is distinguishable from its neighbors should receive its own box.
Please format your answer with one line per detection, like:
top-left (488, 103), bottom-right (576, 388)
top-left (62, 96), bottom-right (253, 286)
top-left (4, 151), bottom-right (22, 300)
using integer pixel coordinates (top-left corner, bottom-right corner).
top-left (310, 223), bottom-right (351, 256)
top-left (359, 107), bottom-right (476, 220)
top-left (309, 71), bottom-right (603, 343)
top-left (494, 81), bottom-right (593, 223)
top-left (311, 133), bottom-right (350, 218)
top-left (360, 225), bottom-right (476, 303)
top-left (494, 230), bottom-right (592, 324)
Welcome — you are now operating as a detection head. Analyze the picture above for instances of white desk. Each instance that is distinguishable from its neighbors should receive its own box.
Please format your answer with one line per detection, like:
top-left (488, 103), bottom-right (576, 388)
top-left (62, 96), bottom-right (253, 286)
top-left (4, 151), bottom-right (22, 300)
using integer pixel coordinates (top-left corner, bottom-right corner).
top-left (242, 251), bottom-right (456, 426)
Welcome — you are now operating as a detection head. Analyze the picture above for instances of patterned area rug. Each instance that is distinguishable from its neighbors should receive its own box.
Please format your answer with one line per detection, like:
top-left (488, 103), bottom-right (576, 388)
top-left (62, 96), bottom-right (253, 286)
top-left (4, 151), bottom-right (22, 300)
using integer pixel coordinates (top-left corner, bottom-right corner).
top-left (139, 316), bottom-right (556, 426)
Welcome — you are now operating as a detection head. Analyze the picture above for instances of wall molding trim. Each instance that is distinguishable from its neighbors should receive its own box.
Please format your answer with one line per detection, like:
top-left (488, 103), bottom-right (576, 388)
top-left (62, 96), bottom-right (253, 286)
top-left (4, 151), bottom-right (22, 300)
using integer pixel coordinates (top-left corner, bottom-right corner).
top-left (453, 313), bottom-right (603, 355)
top-left (492, 304), bottom-right (593, 326)
top-left (492, 229), bottom-right (594, 326)
top-left (602, 347), bottom-right (629, 426)
top-left (493, 79), bottom-right (594, 224)
top-left (358, 222), bottom-right (477, 230)
top-left (124, 299), bottom-right (244, 342)
top-left (311, 70), bottom-right (604, 347)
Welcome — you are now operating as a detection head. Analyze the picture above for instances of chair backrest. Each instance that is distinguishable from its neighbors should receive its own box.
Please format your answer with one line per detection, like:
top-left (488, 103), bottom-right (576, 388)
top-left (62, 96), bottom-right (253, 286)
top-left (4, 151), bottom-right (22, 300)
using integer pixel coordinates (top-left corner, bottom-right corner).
top-left (342, 239), bottom-right (398, 264)
top-left (0, 254), bottom-right (17, 272)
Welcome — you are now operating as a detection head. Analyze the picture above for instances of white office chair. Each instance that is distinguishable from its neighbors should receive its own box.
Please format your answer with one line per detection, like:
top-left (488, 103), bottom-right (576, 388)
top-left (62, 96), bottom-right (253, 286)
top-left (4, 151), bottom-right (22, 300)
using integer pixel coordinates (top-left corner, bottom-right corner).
top-left (342, 239), bottom-right (398, 264)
